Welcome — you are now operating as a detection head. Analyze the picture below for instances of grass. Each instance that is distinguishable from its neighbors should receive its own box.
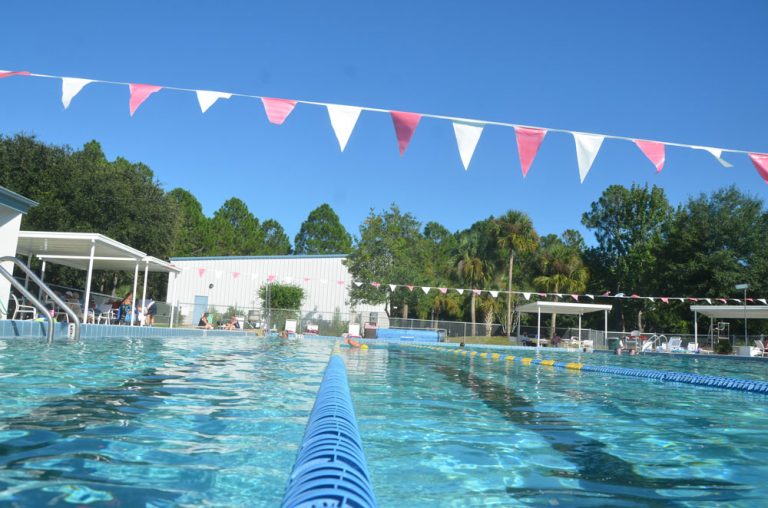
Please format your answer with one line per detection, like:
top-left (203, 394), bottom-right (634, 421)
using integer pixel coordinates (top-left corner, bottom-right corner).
top-left (446, 336), bottom-right (517, 346)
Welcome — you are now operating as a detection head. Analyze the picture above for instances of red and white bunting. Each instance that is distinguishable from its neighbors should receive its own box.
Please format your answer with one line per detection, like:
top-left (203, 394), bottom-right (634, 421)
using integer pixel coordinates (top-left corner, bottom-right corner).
top-left (452, 121), bottom-right (484, 170)
top-left (472, 289), bottom-right (481, 296)
top-left (749, 153), bottom-right (768, 184)
top-left (196, 90), bottom-right (232, 113)
top-left (571, 294), bottom-right (579, 301)
top-left (407, 285), bottom-right (414, 292)
top-left (522, 292), bottom-right (531, 301)
top-left (354, 281), bottom-right (362, 287)
top-left (634, 140), bottom-right (665, 173)
top-left (489, 290), bottom-right (499, 298)
top-left (585, 294), bottom-right (594, 300)
top-left (327, 104), bottom-right (362, 152)
top-left (514, 126), bottom-right (547, 177)
top-left (758, 299), bottom-right (767, 304)
top-left (439, 287), bottom-right (447, 294)
top-left (421, 286), bottom-right (431, 295)
top-left (267, 275), bottom-right (276, 282)
top-left (262, 97), bottom-right (297, 125)
top-left (456, 288), bottom-right (464, 295)
top-left (304, 277), bottom-right (311, 282)
top-left (337, 280), bottom-right (345, 285)
top-left (198, 268), bottom-right (206, 278)
top-left (390, 111), bottom-right (422, 156)
top-left (232, 272), bottom-right (240, 279)
top-left (573, 133), bottom-right (605, 183)
top-left (602, 291), bottom-right (611, 296)
top-left (129, 84), bottom-right (162, 116)
top-left (703, 298), bottom-right (712, 304)
top-left (661, 297), bottom-right (669, 304)
top-left (371, 282), bottom-right (381, 288)
top-left (0, 70), bottom-right (30, 79)
top-left (692, 145), bottom-right (733, 168)
top-left (718, 298), bottom-right (727, 304)
top-left (61, 78), bottom-right (93, 109)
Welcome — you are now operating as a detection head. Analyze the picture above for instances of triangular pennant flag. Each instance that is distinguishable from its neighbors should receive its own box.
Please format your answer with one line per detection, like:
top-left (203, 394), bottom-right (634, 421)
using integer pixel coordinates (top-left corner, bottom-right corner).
top-left (232, 272), bottom-right (240, 279)
top-left (661, 297), bottom-right (669, 304)
top-left (676, 297), bottom-right (685, 302)
top-left (631, 294), bottom-right (640, 299)
top-left (472, 289), bottom-right (482, 296)
top-left (389, 284), bottom-right (397, 291)
top-left (615, 293), bottom-right (625, 298)
top-left (571, 294), bottom-right (579, 301)
top-left (646, 297), bottom-right (655, 302)
top-left (634, 140), bottom-right (666, 173)
top-left (61, 78), bottom-right (93, 109)
top-left (573, 132), bottom-right (605, 183)
top-left (688, 297), bottom-right (699, 302)
top-left (602, 291), bottom-right (611, 296)
top-left (718, 298), bottom-right (727, 304)
top-left (371, 282), bottom-right (381, 288)
top-left (522, 292), bottom-right (531, 301)
top-left (452, 121), bottom-right (484, 170)
top-left (196, 90), bottom-right (232, 113)
top-left (304, 277), bottom-right (311, 282)
top-left (354, 281), bottom-right (363, 287)
top-left (390, 111), bottom-right (422, 156)
top-left (0, 70), bottom-right (31, 79)
top-left (267, 275), bottom-right (277, 282)
top-left (691, 145), bottom-right (733, 168)
top-left (749, 153), bottom-right (768, 184)
top-left (327, 104), bottom-right (362, 152)
top-left (198, 268), bottom-right (206, 278)
top-left (421, 286), bottom-right (431, 295)
top-left (262, 97), bottom-right (297, 125)
top-left (337, 280), bottom-right (345, 285)
top-left (215, 270), bottom-right (223, 279)
top-left (489, 290), bottom-right (499, 298)
top-left (703, 298), bottom-right (711, 304)
top-left (747, 298), bottom-right (754, 303)
top-left (129, 84), bottom-right (162, 116)
top-left (731, 298), bottom-right (741, 303)
top-left (456, 288), bottom-right (464, 295)
top-left (439, 287), bottom-right (448, 294)
top-left (758, 298), bottom-right (767, 304)
top-left (585, 294), bottom-right (594, 300)
top-left (555, 293), bottom-right (563, 299)
top-left (407, 285), bottom-right (414, 292)
top-left (514, 126), bottom-right (547, 177)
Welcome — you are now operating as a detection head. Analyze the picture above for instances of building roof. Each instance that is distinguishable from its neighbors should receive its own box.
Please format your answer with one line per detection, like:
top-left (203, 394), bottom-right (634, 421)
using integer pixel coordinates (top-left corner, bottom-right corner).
top-left (0, 186), bottom-right (37, 214)
top-left (517, 301), bottom-right (613, 315)
top-left (171, 254), bottom-right (349, 262)
top-left (16, 231), bottom-right (180, 273)
top-left (689, 305), bottom-right (768, 320)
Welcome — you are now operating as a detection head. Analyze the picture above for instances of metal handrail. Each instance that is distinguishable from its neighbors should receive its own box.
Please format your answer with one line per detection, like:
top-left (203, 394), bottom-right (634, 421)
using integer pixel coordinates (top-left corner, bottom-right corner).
top-left (0, 256), bottom-right (81, 342)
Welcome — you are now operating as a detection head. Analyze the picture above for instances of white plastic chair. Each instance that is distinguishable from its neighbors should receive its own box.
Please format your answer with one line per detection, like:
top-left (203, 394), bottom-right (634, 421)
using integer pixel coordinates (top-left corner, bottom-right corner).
top-left (753, 340), bottom-right (767, 357)
top-left (667, 337), bottom-right (683, 352)
top-left (285, 319), bottom-right (297, 334)
top-left (10, 294), bottom-right (36, 320)
top-left (348, 323), bottom-right (361, 338)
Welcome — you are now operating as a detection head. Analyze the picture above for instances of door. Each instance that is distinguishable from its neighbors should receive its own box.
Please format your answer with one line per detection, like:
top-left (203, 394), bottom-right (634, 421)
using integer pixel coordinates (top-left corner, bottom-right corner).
top-left (193, 295), bottom-right (208, 326)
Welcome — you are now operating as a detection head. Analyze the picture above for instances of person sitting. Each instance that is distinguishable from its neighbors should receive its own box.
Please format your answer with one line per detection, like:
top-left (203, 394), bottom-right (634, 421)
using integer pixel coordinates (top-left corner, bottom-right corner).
top-left (224, 315), bottom-right (240, 330)
top-left (143, 298), bottom-right (157, 326)
top-left (198, 312), bottom-right (214, 329)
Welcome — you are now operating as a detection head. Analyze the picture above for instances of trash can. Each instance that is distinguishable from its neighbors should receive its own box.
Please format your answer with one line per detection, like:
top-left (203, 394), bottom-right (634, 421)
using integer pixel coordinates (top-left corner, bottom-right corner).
top-left (607, 337), bottom-right (621, 351)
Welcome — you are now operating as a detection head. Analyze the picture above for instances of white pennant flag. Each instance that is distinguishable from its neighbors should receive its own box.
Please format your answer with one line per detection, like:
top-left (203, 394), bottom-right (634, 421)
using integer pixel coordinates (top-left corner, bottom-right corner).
top-left (389, 284), bottom-right (397, 291)
top-left (196, 90), bottom-right (232, 113)
top-left (758, 298), bottom-right (767, 304)
top-left (691, 145), bottom-right (733, 168)
top-left (573, 132), bottom-right (605, 183)
top-left (327, 104), bottom-right (362, 152)
top-left (489, 290), bottom-right (499, 298)
top-left (456, 288), bottom-right (464, 295)
top-left (586, 294), bottom-right (594, 300)
top-left (522, 292), bottom-right (531, 301)
top-left (704, 298), bottom-right (712, 304)
top-left (61, 78), bottom-right (93, 109)
top-left (452, 121), bottom-right (484, 170)
top-left (421, 286), bottom-right (431, 295)
top-left (354, 281), bottom-right (363, 287)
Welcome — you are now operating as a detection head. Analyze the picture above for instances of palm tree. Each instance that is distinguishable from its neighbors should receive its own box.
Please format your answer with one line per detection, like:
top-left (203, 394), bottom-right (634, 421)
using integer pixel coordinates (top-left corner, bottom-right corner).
top-left (457, 252), bottom-right (487, 336)
top-left (495, 211), bottom-right (539, 337)
top-left (534, 240), bottom-right (588, 338)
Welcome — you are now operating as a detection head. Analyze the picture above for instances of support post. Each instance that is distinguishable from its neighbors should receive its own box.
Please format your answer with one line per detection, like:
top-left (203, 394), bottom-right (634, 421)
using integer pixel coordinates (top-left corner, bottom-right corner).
top-left (83, 239), bottom-right (96, 322)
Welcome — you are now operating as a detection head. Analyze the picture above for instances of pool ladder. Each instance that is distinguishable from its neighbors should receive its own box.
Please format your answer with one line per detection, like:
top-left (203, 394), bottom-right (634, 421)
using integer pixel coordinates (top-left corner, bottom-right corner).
top-left (0, 256), bottom-right (80, 343)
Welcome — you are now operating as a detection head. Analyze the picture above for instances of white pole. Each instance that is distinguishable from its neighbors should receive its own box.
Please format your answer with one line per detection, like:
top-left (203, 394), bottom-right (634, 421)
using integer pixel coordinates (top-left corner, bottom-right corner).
top-left (604, 309), bottom-right (608, 347)
top-left (82, 240), bottom-right (96, 322)
top-left (694, 311), bottom-right (698, 345)
top-left (140, 260), bottom-right (149, 326)
top-left (169, 272), bottom-right (177, 329)
top-left (131, 262), bottom-right (139, 327)
top-left (39, 260), bottom-right (46, 300)
top-left (536, 307), bottom-right (541, 348)
top-left (578, 313), bottom-right (582, 349)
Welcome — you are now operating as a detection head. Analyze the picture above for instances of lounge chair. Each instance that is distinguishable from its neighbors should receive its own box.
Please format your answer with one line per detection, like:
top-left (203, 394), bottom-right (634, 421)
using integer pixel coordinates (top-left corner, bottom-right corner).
top-left (305, 323), bottom-right (319, 335)
top-left (284, 319), bottom-right (297, 336)
top-left (753, 340), bottom-right (767, 357)
top-left (347, 323), bottom-right (362, 339)
top-left (687, 342), bottom-right (700, 353)
top-left (667, 336), bottom-right (683, 352)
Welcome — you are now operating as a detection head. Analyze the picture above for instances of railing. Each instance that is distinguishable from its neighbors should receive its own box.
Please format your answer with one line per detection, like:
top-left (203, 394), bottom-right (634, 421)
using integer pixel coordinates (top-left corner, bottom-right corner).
top-left (1, 256), bottom-right (80, 342)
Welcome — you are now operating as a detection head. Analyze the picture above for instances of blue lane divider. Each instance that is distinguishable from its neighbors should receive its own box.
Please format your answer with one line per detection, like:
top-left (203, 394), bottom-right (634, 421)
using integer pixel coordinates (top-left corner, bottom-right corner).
top-left (282, 355), bottom-right (377, 508)
top-left (576, 363), bottom-right (768, 394)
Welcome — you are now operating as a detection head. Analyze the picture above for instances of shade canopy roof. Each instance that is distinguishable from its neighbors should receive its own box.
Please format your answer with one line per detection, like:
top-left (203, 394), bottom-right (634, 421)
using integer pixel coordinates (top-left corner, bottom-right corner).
top-left (517, 301), bottom-right (613, 315)
top-left (690, 305), bottom-right (768, 320)
top-left (15, 231), bottom-right (180, 273)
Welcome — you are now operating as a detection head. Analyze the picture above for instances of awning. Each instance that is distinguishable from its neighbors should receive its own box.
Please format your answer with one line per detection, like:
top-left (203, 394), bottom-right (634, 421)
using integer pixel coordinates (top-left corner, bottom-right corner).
top-left (689, 305), bottom-right (768, 320)
top-left (517, 301), bottom-right (612, 348)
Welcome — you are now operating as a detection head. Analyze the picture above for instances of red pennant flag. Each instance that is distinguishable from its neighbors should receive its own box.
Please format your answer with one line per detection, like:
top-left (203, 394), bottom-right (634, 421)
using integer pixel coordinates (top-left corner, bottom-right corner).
top-left (0, 70), bottom-right (31, 79)
top-left (232, 272), bottom-right (240, 279)
top-left (261, 97), bottom-right (297, 125)
top-left (129, 84), bottom-right (162, 116)
top-left (631, 294), bottom-right (640, 299)
top-left (571, 294), bottom-right (579, 301)
top-left (337, 280), bottom-right (345, 285)
top-left (749, 153), bottom-right (768, 183)
top-left (688, 297), bottom-right (699, 302)
top-left (472, 289), bottom-right (482, 296)
top-left (407, 285), bottom-right (414, 292)
top-left (661, 297), bottom-right (669, 304)
top-left (439, 287), bottom-right (447, 294)
top-left (304, 277), bottom-right (311, 282)
top-left (634, 140), bottom-right (665, 173)
top-left (602, 291), bottom-right (611, 296)
top-left (390, 111), bottom-right (422, 155)
top-left (747, 298), bottom-right (754, 302)
top-left (718, 298), bottom-right (727, 304)
top-left (197, 268), bottom-right (206, 278)
top-left (371, 282), bottom-right (381, 288)
top-left (514, 126), bottom-right (547, 177)
top-left (267, 274), bottom-right (277, 282)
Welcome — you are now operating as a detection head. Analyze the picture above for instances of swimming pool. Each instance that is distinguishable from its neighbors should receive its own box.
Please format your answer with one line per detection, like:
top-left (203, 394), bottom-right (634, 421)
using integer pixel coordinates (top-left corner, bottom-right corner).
top-left (1, 336), bottom-right (766, 506)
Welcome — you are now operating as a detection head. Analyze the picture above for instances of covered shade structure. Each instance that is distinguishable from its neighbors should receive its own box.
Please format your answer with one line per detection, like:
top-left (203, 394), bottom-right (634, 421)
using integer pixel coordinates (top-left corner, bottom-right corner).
top-left (516, 301), bottom-right (613, 348)
top-left (690, 305), bottom-right (768, 347)
top-left (14, 231), bottom-right (180, 326)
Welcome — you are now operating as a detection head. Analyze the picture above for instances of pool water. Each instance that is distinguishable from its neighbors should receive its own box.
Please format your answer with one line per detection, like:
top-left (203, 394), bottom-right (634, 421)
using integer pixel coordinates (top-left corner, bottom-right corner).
top-left (1, 337), bottom-right (767, 507)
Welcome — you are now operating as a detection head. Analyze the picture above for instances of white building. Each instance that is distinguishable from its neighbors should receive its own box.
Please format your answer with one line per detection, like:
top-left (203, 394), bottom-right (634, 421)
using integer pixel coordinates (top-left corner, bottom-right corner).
top-left (0, 186), bottom-right (37, 318)
top-left (167, 254), bottom-right (387, 328)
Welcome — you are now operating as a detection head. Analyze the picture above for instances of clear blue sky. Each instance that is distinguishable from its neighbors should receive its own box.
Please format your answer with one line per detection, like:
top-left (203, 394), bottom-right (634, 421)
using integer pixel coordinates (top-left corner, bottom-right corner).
top-left (1, 1), bottom-right (766, 246)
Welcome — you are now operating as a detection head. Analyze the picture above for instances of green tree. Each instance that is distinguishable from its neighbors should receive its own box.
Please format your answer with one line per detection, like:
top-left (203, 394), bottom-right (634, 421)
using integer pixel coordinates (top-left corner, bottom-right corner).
top-left (259, 282), bottom-right (305, 330)
top-left (261, 219), bottom-right (292, 254)
top-left (294, 204), bottom-right (352, 254)
top-left (210, 198), bottom-right (263, 255)
top-left (167, 188), bottom-right (214, 256)
top-left (456, 231), bottom-right (491, 336)
top-left (582, 184), bottom-right (671, 330)
top-left (495, 211), bottom-right (539, 336)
